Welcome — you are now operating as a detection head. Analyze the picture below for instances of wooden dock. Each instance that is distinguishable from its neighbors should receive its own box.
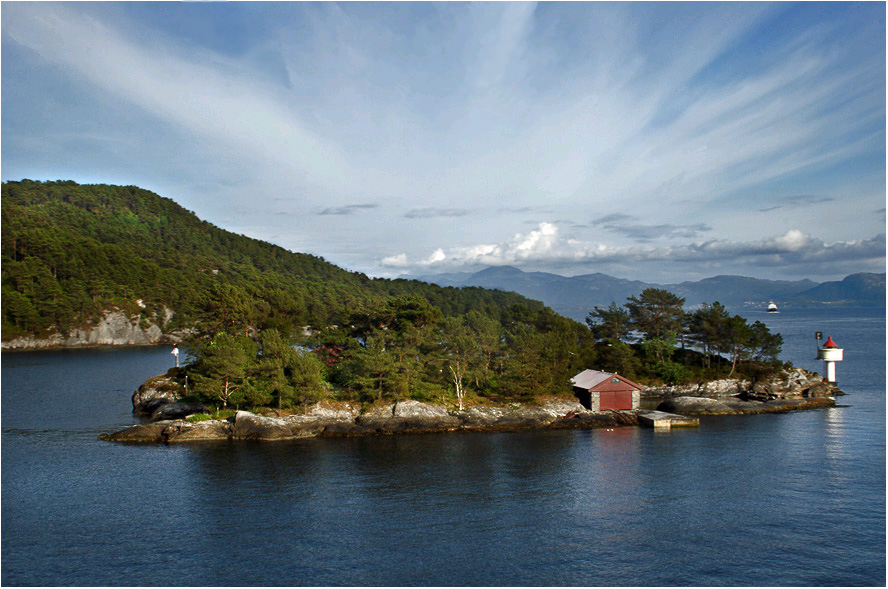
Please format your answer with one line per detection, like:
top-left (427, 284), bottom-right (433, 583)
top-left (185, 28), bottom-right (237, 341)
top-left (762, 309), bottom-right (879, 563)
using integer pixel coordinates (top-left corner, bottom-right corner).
top-left (638, 410), bottom-right (699, 429)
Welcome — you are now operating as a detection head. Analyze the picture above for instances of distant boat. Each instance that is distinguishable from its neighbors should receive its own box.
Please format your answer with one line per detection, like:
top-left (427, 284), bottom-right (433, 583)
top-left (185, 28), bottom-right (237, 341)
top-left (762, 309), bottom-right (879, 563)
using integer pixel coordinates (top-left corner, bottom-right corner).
top-left (767, 301), bottom-right (779, 313)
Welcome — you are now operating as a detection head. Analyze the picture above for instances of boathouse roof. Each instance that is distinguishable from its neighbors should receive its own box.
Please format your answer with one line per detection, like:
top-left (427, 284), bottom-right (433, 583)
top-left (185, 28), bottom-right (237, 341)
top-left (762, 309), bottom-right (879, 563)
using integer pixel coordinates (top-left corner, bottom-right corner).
top-left (571, 369), bottom-right (644, 391)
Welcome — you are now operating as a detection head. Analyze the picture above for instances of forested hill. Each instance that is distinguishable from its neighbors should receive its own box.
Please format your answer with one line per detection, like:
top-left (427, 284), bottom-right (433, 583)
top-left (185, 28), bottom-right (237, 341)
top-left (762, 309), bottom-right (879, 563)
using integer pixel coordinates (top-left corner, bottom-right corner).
top-left (1, 180), bottom-right (543, 339)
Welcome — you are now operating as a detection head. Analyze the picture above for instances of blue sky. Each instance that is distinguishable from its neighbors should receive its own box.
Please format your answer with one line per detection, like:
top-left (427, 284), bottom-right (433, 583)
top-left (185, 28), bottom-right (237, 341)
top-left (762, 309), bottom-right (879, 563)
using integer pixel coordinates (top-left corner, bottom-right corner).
top-left (2, 1), bottom-right (885, 282)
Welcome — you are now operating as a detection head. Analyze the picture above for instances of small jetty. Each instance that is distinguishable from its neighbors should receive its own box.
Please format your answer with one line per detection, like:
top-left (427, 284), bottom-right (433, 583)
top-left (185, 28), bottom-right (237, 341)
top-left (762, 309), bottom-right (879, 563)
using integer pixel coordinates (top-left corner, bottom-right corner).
top-left (638, 410), bottom-right (699, 429)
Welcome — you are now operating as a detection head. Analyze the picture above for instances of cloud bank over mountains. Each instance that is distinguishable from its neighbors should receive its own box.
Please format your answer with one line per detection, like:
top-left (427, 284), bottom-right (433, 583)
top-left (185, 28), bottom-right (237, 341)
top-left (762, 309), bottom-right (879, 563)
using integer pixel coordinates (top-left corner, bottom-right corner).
top-left (382, 222), bottom-right (885, 280)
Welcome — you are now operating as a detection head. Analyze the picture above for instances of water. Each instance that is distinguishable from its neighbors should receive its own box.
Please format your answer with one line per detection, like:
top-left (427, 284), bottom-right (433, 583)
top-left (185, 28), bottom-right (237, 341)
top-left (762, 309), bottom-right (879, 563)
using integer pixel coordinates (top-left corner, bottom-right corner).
top-left (2, 308), bottom-right (885, 586)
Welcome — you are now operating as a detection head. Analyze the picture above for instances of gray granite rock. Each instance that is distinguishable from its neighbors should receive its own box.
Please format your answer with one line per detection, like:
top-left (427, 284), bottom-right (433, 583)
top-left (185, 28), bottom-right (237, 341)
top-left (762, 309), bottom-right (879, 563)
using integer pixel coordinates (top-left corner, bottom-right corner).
top-left (657, 396), bottom-right (737, 415)
top-left (232, 411), bottom-right (297, 440)
top-left (132, 375), bottom-right (183, 415)
top-left (163, 419), bottom-right (233, 442)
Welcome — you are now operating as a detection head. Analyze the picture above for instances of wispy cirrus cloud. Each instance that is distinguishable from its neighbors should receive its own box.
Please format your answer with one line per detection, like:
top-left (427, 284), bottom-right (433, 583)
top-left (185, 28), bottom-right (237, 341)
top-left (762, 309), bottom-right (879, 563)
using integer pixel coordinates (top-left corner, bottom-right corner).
top-left (593, 214), bottom-right (712, 242)
top-left (758, 194), bottom-right (836, 212)
top-left (2, 2), bottom-right (883, 281)
top-left (403, 207), bottom-right (472, 219)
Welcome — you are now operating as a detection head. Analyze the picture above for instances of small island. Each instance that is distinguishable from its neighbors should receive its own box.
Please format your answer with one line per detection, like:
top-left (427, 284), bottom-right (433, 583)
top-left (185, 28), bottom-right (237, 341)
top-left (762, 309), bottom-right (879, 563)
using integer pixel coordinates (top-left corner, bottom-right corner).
top-left (102, 364), bottom-right (840, 443)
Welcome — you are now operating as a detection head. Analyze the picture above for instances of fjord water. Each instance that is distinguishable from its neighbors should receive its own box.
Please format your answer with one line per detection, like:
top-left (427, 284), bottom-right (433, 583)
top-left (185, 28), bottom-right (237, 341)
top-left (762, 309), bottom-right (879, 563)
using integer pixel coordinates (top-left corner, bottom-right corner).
top-left (2, 308), bottom-right (884, 586)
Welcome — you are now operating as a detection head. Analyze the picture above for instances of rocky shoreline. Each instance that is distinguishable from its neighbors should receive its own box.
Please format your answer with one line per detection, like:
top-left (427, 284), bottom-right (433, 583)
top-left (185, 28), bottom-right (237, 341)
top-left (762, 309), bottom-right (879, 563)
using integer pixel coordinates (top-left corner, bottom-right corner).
top-left (100, 367), bottom-right (841, 443)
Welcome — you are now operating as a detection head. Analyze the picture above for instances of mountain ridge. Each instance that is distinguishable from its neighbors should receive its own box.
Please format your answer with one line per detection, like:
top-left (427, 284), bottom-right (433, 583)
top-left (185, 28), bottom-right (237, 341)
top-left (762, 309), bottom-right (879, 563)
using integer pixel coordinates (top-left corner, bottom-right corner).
top-left (411, 266), bottom-right (884, 321)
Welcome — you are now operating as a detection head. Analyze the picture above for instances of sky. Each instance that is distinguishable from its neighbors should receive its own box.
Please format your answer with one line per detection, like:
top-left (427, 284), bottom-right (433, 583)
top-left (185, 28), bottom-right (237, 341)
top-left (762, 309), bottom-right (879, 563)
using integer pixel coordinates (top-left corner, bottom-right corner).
top-left (2, 1), bottom-right (885, 283)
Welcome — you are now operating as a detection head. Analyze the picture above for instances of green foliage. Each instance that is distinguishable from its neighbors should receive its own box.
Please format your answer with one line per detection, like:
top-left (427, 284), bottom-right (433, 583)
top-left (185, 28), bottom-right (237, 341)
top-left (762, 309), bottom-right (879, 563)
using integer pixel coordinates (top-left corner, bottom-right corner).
top-left (624, 288), bottom-right (686, 344)
top-left (587, 302), bottom-right (632, 343)
top-left (651, 360), bottom-right (688, 385)
top-left (2, 180), bottom-right (537, 339)
top-left (189, 332), bottom-right (258, 408)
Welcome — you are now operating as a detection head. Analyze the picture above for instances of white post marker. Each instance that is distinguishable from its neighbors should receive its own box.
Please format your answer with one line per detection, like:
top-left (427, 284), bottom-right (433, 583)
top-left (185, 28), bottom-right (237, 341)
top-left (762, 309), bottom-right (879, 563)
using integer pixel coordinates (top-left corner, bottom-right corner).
top-left (171, 346), bottom-right (180, 368)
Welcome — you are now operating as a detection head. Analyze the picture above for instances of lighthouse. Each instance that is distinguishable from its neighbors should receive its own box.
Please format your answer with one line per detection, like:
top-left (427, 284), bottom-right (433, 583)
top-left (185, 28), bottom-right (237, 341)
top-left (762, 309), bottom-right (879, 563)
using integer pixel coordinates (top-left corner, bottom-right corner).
top-left (816, 336), bottom-right (843, 384)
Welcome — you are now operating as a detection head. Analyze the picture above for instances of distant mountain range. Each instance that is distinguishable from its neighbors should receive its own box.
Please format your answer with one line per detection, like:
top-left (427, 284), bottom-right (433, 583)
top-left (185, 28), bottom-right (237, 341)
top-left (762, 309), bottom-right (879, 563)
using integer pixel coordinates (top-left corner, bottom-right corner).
top-left (411, 266), bottom-right (885, 322)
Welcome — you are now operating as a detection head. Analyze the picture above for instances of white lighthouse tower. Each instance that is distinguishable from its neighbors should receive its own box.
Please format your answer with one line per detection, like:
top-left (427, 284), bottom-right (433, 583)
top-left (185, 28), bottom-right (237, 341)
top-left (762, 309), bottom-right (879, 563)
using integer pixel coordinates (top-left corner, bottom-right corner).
top-left (816, 336), bottom-right (843, 384)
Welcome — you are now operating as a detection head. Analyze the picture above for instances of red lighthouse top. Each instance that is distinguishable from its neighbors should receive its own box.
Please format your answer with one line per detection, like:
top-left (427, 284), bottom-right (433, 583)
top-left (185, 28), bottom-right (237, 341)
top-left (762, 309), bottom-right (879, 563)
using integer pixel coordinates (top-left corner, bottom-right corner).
top-left (823, 336), bottom-right (839, 348)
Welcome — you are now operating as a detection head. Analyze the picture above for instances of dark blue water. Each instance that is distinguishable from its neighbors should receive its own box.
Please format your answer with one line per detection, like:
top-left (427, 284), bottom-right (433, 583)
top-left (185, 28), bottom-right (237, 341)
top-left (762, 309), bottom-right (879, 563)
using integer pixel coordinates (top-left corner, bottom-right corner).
top-left (3, 308), bottom-right (885, 586)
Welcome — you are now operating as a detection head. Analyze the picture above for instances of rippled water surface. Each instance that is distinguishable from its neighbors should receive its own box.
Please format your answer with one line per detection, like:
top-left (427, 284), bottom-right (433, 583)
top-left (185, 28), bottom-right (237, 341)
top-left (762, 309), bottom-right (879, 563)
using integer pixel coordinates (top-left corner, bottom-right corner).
top-left (2, 308), bottom-right (884, 586)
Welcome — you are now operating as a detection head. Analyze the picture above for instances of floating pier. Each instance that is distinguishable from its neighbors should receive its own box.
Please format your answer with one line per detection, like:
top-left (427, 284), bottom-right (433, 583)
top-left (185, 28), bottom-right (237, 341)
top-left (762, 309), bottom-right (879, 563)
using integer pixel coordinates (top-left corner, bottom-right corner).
top-left (638, 410), bottom-right (699, 429)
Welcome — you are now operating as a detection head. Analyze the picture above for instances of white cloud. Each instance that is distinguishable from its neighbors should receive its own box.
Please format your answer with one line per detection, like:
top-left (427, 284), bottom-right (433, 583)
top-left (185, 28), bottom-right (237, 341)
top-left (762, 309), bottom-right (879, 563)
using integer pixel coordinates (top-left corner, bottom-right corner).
top-left (380, 253), bottom-right (409, 268)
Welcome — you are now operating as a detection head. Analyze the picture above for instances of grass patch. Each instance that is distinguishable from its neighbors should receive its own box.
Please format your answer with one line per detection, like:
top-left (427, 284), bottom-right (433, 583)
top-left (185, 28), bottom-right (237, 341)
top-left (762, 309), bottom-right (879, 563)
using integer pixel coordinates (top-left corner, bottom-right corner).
top-left (186, 409), bottom-right (237, 422)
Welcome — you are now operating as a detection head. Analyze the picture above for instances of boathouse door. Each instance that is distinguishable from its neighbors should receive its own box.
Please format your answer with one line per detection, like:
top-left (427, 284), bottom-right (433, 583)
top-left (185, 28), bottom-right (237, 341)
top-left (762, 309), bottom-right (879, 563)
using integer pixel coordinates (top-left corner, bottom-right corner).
top-left (598, 390), bottom-right (633, 411)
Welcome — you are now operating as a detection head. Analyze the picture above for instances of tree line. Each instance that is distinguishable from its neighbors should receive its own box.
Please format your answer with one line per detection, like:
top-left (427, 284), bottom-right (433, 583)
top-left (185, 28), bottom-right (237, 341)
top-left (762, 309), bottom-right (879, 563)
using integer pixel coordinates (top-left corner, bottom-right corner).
top-left (181, 288), bottom-right (783, 413)
top-left (586, 288), bottom-right (783, 385)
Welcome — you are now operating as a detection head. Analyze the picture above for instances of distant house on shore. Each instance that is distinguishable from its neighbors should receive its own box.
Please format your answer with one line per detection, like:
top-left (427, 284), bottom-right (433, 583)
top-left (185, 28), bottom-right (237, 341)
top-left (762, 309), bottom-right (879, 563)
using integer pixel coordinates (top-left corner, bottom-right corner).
top-left (570, 369), bottom-right (643, 411)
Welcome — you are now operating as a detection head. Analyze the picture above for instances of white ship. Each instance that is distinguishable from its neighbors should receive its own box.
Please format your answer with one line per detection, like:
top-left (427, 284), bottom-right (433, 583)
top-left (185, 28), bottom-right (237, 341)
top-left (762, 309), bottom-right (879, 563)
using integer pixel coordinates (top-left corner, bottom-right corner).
top-left (767, 301), bottom-right (779, 313)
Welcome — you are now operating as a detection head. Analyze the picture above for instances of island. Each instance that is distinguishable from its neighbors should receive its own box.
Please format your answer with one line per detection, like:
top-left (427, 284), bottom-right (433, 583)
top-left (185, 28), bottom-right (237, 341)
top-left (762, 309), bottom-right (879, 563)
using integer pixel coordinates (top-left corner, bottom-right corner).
top-left (101, 365), bottom-right (840, 443)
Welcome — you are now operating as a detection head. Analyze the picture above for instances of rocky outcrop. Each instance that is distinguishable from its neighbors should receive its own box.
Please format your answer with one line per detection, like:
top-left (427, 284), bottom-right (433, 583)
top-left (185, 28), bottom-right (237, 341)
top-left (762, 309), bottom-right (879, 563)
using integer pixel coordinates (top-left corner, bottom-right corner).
top-left (644, 378), bottom-right (749, 399)
top-left (657, 395), bottom-right (835, 416)
top-left (150, 402), bottom-right (210, 421)
top-left (232, 411), bottom-right (303, 440)
top-left (1, 307), bottom-right (193, 350)
top-left (657, 396), bottom-right (738, 415)
top-left (102, 394), bottom-right (630, 443)
top-left (132, 375), bottom-right (184, 415)
top-left (745, 367), bottom-right (840, 401)
top-left (643, 367), bottom-right (841, 401)
top-left (163, 419), bottom-right (233, 442)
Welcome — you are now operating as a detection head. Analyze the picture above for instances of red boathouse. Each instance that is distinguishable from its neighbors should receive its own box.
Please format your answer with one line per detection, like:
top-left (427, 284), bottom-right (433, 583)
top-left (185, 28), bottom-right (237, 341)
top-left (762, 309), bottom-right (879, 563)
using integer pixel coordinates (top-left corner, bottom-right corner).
top-left (570, 369), bottom-right (643, 411)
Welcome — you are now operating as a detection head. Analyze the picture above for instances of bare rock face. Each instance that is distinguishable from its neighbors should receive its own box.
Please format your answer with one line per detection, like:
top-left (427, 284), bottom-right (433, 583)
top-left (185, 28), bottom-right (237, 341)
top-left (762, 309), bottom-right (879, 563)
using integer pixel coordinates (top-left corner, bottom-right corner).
top-left (354, 401), bottom-right (460, 431)
top-left (393, 400), bottom-right (451, 419)
top-left (355, 404), bottom-right (396, 428)
top-left (457, 407), bottom-right (507, 427)
top-left (658, 396), bottom-right (737, 415)
top-left (307, 400), bottom-right (360, 420)
top-left (495, 405), bottom-right (560, 426)
top-left (65, 310), bottom-right (162, 346)
top-left (132, 376), bottom-right (183, 415)
top-left (745, 367), bottom-right (838, 401)
top-left (539, 398), bottom-right (587, 416)
top-left (644, 378), bottom-right (748, 399)
top-left (163, 420), bottom-right (233, 442)
top-left (232, 411), bottom-right (297, 440)
top-left (1, 306), bottom-right (187, 350)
